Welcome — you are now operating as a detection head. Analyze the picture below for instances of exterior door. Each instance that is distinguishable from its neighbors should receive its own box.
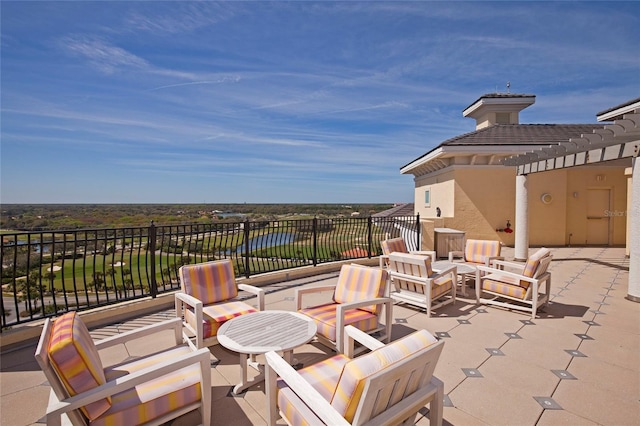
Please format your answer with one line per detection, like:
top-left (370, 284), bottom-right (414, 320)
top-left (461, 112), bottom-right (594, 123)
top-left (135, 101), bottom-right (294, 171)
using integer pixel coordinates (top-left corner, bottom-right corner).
top-left (586, 189), bottom-right (611, 245)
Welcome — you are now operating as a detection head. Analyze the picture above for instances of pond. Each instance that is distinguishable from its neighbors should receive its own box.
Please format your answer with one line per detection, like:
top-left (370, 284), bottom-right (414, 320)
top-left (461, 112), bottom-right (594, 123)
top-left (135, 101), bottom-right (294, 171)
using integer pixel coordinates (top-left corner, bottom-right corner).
top-left (234, 232), bottom-right (296, 254)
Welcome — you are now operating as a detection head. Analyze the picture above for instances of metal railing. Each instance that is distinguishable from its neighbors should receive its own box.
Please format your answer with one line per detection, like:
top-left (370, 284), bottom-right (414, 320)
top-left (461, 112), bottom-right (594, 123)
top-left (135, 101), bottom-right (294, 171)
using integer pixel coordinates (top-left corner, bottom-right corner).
top-left (1, 215), bottom-right (419, 329)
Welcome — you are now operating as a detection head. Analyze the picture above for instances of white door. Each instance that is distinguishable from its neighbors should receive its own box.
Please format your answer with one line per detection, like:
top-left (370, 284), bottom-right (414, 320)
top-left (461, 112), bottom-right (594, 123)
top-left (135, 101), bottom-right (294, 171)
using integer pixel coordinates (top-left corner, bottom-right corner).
top-left (586, 189), bottom-right (610, 245)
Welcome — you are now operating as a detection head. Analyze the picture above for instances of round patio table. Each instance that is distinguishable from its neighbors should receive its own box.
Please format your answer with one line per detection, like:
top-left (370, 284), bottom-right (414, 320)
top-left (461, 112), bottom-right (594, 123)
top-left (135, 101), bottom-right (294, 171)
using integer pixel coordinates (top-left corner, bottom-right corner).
top-left (217, 310), bottom-right (317, 395)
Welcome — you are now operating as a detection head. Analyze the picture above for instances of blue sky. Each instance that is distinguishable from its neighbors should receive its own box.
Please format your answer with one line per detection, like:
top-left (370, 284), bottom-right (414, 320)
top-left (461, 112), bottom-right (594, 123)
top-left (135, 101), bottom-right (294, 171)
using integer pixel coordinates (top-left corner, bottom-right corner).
top-left (1, 1), bottom-right (638, 204)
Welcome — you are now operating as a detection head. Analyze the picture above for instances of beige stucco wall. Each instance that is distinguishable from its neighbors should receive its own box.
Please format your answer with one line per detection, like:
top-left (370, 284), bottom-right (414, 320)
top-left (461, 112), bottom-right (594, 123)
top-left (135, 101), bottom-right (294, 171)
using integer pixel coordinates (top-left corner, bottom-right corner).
top-left (412, 164), bottom-right (628, 247)
top-left (564, 166), bottom-right (628, 246)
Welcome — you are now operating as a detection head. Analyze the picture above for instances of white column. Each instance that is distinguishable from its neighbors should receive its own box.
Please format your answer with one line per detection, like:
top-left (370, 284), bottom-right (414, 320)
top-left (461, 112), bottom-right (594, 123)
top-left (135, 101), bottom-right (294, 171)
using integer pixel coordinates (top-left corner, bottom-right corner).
top-left (627, 158), bottom-right (640, 302)
top-left (515, 174), bottom-right (529, 261)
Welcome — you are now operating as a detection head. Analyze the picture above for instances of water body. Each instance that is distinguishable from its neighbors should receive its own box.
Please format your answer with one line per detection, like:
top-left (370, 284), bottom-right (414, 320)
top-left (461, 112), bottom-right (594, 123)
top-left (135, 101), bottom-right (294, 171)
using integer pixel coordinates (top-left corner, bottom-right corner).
top-left (235, 232), bottom-right (295, 254)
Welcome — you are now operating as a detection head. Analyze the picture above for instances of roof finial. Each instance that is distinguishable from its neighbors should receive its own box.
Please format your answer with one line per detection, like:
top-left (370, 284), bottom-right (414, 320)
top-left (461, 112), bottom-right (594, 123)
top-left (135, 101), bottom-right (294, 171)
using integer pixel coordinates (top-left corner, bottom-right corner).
top-left (506, 81), bottom-right (511, 94)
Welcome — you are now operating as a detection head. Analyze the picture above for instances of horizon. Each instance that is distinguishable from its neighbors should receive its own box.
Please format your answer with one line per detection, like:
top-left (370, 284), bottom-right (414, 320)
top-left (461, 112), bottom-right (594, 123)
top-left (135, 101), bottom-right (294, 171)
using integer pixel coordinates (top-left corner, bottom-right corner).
top-left (2, 1), bottom-right (638, 204)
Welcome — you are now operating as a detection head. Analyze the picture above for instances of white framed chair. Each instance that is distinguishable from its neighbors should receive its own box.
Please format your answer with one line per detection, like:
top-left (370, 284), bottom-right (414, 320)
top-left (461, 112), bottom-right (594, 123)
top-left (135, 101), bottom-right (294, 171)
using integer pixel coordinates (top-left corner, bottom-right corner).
top-left (34, 311), bottom-right (211, 426)
top-left (265, 325), bottom-right (445, 426)
top-left (175, 259), bottom-right (265, 349)
top-left (296, 263), bottom-right (392, 354)
top-left (387, 252), bottom-right (457, 317)
top-left (476, 247), bottom-right (553, 318)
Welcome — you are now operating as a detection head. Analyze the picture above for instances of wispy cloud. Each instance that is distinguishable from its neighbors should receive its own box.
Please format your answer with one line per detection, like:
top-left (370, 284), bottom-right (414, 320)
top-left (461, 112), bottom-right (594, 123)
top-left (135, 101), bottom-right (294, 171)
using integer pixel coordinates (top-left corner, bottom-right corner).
top-left (60, 35), bottom-right (148, 74)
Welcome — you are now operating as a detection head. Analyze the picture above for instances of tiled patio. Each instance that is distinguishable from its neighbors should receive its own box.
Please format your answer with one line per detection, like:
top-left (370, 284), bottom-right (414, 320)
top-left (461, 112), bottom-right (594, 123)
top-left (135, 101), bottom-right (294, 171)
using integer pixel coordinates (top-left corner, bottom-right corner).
top-left (1, 247), bottom-right (638, 425)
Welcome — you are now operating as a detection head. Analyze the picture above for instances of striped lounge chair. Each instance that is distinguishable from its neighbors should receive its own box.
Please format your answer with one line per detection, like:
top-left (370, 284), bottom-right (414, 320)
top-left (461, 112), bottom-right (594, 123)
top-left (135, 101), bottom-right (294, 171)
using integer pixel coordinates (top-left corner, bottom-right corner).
top-left (265, 325), bottom-right (445, 426)
top-left (34, 311), bottom-right (211, 425)
top-left (175, 259), bottom-right (265, 349)
top-left (475, 247), bottom-right (553, 318)
top-left (296, 264), bottom-right (393, 354)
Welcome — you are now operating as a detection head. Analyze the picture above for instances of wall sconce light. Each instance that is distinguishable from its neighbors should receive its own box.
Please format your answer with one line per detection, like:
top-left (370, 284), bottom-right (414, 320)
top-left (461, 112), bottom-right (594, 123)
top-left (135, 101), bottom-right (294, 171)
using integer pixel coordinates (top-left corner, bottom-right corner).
top-left (596, 174), bottom-right (606, 182)
top-left (540, 193), bottom-right (553, 204)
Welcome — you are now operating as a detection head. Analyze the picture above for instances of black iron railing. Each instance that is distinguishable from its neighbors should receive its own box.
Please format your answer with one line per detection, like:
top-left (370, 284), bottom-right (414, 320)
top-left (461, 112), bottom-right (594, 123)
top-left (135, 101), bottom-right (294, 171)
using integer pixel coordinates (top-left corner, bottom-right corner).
top-left (0, 215), bottom-right (419, 329)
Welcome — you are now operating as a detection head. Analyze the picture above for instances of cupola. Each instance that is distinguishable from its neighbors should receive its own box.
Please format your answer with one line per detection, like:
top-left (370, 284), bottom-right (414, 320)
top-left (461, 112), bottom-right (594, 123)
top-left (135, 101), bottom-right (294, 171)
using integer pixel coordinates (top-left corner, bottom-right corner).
top-left (463, 93), bottom-right (536, 130)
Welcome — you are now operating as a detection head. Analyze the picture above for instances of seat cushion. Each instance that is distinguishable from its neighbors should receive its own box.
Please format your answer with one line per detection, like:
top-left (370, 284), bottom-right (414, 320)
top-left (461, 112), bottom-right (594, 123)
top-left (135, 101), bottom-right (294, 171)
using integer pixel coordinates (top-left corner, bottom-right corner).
top-left (482, 273), bottom-right (528, 299)
top-left (330, 329), bottom-right (438, 422)
top-left (464, 240), bottom-right (501, 264)
top-left (184, 300), bottom-right (257, 338)
top-left (333, 264), bottom-right (386, 314)
top-left (97, 346), bottom-right (202, 425)
top-left (47, 311), bottom-right (111, 421)
top-left (179, 260), bottom-right (238, 304)
top-left (299, 303), bottom-right (379, 342)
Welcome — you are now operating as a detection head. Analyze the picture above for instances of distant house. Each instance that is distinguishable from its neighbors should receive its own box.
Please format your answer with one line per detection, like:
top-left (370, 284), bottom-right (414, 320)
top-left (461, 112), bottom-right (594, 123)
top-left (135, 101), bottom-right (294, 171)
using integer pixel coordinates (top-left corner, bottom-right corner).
top-left (341, 247), bottom-right (370, 258)
top-left (401, 93), bottom-right (631, 250)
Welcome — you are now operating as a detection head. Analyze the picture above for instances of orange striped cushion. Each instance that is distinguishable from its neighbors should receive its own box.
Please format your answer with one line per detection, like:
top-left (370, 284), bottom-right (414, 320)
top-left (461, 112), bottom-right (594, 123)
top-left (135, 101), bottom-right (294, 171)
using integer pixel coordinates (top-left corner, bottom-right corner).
top-left (299, 303), bottom-right (379, 342)
top-left (333, 265), bottom-right (386, 314)
top-left (464, 240), bottom-right (501, 264)
top-left (98, 346), bottom-right (201, 425)
top-left (331, 329), bottom-right (438, 422)
top-left (184, 301), bottom-right (257, 338)
top-left (482, 274), bottom-right (528, 299)
top-left (276, 354), bottom-right (349, 425)
top-left (180, 260), bottom-right (238, 304)
top-left (47, 312), bottom-right (111, 420)
top-left (381, 238), bottom-right (408, 256)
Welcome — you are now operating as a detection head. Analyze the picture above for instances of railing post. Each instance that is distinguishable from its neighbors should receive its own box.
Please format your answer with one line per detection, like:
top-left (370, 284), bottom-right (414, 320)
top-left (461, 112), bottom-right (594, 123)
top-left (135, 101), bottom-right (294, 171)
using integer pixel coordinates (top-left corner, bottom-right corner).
top-left (148, 221), bottom-right (157, 298)
top-left (416, 213), bottom-right (421, 250)
top-left (312, 217), bottom-right (318, 266)
top-left (244, 220), bottom-right (251, 278)
top-left (367, 216), bottom-right (372, 258)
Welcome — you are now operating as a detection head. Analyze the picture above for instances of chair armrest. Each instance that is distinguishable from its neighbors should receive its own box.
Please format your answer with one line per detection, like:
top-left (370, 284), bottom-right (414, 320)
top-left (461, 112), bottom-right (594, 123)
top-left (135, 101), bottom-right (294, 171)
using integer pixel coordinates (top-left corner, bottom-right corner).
top-left (491, 259), bottom-right (525, 271)
top-left (476, 265), bottom-right (537, 284)
top-left (265, 351), bottom-right (349, 426)
top-left (486, 256), bottom-right (504, 266)
top-left (94, 318), bottom-right (183, 350)
top-left (379, 254), bottom-right (389, 269)
top-left (410, 250), bottom-right (437, 261)
top-left (448, 251), bottom-right (463, 262)
top-left (343, 325), bottom-right (385, 357)
top-left (238, 284), bottom-right (265, 310)
top-left (295, 284), bottom-right (337, 310)
top-left (45, 347), bottom-right (211, 425)
top-left (335, 297), bottom-right (393, 353)
top-left (175, 291), bottom-right (204, 310)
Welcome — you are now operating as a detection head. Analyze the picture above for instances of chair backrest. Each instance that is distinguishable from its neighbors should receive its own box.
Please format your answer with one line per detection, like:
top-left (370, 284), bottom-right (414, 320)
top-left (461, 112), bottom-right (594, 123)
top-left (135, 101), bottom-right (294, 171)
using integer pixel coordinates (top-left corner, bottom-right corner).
top-left (387, 252), bottom-right (434, 294)
top-left (333, 264), bottom-right (387, 314)
top-left (464, 239), bottom-right (501, 264)
top-left (380, 238), bottom-right (408, 256)
top-left (179, 259), bottom-right (238, 304)
top-left (34, 311), bottom-right (110, 423)
top-left (520, 248), bottom-right (552, 289)
top-left (330, 329), bottom-right (443, 424)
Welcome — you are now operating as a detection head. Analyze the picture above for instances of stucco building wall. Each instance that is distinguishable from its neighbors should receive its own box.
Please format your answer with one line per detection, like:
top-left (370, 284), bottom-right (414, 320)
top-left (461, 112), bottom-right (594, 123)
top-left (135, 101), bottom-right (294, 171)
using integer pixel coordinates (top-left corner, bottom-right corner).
top-left (414, 165), bottom-right (628, 248)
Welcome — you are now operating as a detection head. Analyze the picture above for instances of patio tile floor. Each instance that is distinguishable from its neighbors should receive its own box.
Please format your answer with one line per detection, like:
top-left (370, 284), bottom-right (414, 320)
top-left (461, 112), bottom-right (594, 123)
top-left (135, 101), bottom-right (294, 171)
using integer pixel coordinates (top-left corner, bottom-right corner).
top-left (1, 247), bottom-right (638, 425)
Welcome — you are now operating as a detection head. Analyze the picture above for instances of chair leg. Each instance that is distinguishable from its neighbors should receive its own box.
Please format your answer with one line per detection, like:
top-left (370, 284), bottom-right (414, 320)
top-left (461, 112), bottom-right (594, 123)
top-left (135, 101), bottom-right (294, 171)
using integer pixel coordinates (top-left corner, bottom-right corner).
top-left (265, 362), bottom-right (278, 426)
top-left (430, 377), bottom-right (444, 426)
